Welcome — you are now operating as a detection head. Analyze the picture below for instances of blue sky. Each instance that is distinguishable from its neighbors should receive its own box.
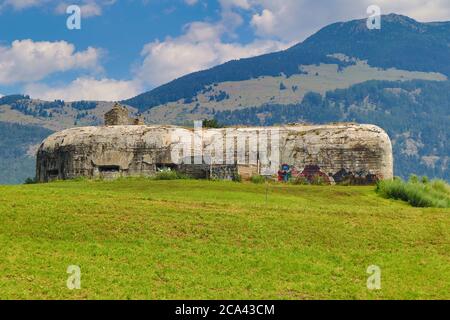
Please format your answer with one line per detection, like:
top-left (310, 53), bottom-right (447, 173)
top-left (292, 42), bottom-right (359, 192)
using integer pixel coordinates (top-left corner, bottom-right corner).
top-left (1, 0), bottom-right (449, 101)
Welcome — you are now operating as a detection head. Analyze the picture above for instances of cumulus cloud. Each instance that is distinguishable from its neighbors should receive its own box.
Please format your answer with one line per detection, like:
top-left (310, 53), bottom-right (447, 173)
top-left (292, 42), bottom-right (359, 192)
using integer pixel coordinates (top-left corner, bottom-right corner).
top-left (136, 21), bottom-right (290, 87)
top-left (0, 40), bottom-right (102, 85)
top-left (25, 77), bottom-right (141, 102)
top-left (251, 9), bottom-right (276, 36)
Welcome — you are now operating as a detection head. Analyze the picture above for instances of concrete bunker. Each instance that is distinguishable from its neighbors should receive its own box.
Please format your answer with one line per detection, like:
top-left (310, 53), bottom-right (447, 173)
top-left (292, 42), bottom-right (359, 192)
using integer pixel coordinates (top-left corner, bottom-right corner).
top-left (36, 122), bottom-right (394, 184)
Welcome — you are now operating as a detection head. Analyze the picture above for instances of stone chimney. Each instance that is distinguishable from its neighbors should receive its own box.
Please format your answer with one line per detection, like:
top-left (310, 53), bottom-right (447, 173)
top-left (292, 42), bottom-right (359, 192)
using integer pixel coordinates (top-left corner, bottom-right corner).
top-left (105, 103), bottom-right (131, 126)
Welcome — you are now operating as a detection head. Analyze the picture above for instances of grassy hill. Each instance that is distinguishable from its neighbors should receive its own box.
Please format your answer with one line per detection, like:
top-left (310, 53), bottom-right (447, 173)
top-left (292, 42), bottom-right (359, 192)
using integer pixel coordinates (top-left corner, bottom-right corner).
top-left (0, 179), bottom-right (448, 299)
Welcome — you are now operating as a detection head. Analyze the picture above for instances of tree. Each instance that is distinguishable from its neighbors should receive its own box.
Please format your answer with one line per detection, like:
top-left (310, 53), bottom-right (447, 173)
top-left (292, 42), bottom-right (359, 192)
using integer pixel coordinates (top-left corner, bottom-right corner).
top-left (202, 119), bottom-right (223, 128)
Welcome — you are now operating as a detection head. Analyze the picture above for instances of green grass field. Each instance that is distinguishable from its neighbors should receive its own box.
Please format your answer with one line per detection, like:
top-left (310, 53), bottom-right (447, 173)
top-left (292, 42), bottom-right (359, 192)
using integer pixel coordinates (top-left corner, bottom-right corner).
top-left (0, 179), bottom-right (449, 300)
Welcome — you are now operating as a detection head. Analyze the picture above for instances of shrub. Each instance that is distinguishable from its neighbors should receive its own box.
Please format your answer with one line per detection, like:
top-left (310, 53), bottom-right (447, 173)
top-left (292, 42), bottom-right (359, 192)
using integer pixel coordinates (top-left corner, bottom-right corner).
top-left (430, 179), bottom-right (450, 195)
top-left (250, 175), bottom-right (266, 184)
top-left (24, 177), bottom-right (37, 184)
top-left (233, 174), bottom-right (242, 183)
top-left (376, 178), bottom-right (450, 208)
top-left (202, 119), bottom-right (223, 128)
top-left (409, 174), bottom-right (419, 184)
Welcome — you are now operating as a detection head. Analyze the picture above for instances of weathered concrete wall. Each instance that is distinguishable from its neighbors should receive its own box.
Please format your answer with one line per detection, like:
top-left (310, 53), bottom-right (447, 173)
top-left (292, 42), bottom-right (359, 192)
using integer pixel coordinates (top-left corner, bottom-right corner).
top-left (36, 123), bottom-right (393, 184)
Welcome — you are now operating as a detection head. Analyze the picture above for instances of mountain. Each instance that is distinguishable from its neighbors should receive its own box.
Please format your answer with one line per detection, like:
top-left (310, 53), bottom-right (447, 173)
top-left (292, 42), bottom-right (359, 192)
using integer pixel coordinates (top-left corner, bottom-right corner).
top-left (0, 14), bottom-right (449, 183)
top-left (123, 14), bottom-right (450, 112)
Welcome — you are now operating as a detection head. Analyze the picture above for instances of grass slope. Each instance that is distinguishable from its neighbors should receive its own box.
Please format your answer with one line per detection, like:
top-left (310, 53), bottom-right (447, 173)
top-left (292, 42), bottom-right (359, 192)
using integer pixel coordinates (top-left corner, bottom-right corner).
top-left (0, 179), bottom-right (449, 300)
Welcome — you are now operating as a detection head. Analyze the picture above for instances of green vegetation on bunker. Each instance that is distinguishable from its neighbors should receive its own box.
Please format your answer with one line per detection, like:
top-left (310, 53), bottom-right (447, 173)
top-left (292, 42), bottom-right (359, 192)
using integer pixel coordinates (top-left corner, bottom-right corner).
top-left (0, 179), bottom-right (449, 299)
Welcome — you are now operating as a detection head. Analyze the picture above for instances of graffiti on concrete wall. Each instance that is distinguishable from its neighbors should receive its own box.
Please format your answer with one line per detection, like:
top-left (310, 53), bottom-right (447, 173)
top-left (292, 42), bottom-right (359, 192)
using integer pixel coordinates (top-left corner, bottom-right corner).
top-left (278, 164), bottom-right (292, 182)
top-left (278, 164), bottom-right (380, 185)
top-left (332, 168), bottom-right (379, 185)
top-left (299, 165), bottom-right (332, 184)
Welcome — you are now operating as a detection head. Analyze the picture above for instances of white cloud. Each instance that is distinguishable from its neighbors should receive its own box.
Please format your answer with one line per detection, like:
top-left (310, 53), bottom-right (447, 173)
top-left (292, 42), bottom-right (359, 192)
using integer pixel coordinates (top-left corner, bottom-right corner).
top-left (0, 40), bottom-right (102, 85)
top-left (136, 21), bottom-right (290, 87)
top-left (251, 9), bottom-right (276, 36)
top-left (25, 77), bottom-right (141, 102)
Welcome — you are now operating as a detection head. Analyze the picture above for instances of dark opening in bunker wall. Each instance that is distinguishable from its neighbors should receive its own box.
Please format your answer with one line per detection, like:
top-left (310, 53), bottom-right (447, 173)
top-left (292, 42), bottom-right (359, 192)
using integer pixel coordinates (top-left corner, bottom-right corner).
top-left (96, 165), bottom-right (122, 179)
top-left (46, 169), bottom-right (59, 178)
top-left (98, 165), bottom-right (121, 173)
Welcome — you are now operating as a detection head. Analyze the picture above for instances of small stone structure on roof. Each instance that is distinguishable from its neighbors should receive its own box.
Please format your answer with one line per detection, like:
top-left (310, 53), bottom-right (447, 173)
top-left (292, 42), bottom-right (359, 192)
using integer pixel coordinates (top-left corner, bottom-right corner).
top-left (104, 103), bottom-right (144, 126)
